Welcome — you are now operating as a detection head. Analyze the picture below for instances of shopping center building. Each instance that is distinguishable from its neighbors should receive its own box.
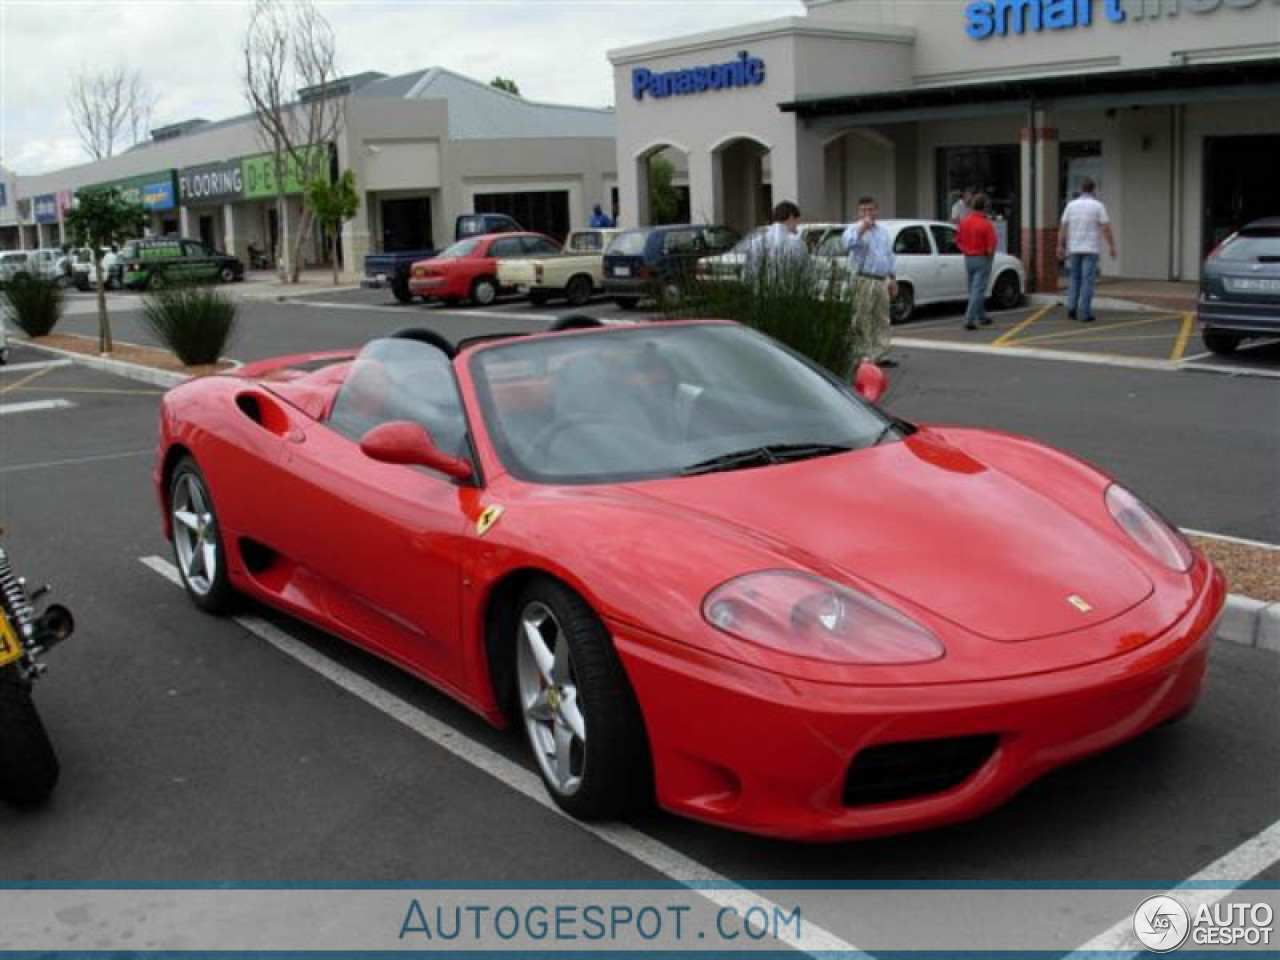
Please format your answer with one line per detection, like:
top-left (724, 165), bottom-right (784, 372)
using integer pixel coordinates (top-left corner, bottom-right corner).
top-left (609, 0), bottom-right (1280, 286)
top-left (4, 69), bottom-right (616, 272)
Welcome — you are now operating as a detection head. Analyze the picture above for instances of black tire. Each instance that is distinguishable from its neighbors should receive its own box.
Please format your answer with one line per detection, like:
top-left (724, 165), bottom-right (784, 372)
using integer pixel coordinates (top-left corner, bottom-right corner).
top-left (614, 296), bottom-right (640, 311)
top-left (471, 276), bottom-right (498, 307)
top-left (168, 456), bottom-right (234, 614)
top-left (565, 274), bottom-right (594, 307)
top-left (514, 578), bottom-right (652, 820)
top-left (0, 667), bottom-right (59, 806)
top-left (391, 279), bottom-right (414, 304)
top-left (528, 289), bottom-right (551, 307)
top-left (990, 270), bottom-right (1022, 310)
top-left (1202, 330), bottom-right (1241, 356)
top-left (218, 266), bottom-right (236, 283)
top-left (890, 283), bottom-right (914, 324)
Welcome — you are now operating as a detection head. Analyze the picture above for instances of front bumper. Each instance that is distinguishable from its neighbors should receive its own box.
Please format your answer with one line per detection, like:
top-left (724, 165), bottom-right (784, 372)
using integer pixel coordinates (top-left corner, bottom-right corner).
top-left (613, 564), bottom-right (1226, 841)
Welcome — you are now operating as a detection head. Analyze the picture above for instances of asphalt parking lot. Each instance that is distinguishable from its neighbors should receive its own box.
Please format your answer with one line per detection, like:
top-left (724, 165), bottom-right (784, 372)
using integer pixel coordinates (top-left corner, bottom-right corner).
top-left (1, 326), bottom-right (1278, 952)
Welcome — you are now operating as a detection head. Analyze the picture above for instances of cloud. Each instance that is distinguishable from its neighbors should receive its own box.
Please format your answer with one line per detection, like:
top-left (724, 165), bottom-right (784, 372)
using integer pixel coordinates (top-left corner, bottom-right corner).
top-left (0, 0), bottom-right (803, 174)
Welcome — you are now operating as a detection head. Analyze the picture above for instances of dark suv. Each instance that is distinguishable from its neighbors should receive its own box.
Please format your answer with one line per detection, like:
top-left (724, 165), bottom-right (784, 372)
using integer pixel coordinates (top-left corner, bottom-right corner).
top-left (603, 224), bottom-right (739, 309)
top-left (123, 238), bottom-right (245, 290)
top-left (1197, 217), bottom-right (1280, 354)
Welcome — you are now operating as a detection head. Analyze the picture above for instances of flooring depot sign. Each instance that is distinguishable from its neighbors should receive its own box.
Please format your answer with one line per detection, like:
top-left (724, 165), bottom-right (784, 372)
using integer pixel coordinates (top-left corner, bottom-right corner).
top-left (964, 0), bottom-right (1279, 39)
top-left (179, 147), bottom-right (329, 204)
top-left (178, 160), bottom-right (244, 206)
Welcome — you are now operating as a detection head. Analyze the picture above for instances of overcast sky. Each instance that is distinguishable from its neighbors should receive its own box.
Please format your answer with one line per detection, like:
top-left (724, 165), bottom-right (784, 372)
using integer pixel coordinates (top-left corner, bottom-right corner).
top-left (0, 0), bottom-right (804, 176)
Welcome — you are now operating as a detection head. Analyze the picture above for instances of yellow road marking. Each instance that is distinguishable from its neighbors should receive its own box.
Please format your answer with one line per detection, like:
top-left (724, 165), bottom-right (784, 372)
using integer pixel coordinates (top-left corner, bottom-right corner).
top-left (0, 366), bottom-right (53, 397)
top-left (1170, 312), bottom-right (1195, 362)
top-left (1011, 313), bottom-right (1178, 346)
top-left (993, 304), bottom-right (1052, 347)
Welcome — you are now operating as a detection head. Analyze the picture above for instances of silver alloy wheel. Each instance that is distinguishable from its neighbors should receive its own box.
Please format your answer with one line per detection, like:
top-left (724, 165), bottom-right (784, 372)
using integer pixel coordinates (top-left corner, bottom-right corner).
top-left (172, 472), bottom-right (218, 597)
top-left (475, 278), bottom-right (497, 305)
top-left (516, 601), bottom-right (586, 796)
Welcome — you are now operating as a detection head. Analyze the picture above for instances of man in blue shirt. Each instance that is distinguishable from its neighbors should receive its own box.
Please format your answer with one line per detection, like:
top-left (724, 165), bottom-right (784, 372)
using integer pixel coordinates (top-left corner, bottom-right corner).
top-left (841, 195), bottom-right (898, 368)
top-left (590, 204), bottom-right (614, 228)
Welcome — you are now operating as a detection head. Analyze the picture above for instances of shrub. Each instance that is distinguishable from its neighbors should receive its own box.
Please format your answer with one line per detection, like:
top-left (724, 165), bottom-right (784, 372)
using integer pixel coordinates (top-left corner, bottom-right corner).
top-left (666, 251), bottom-right (856, 378)
top-left (2, 274), bottom-right (63, 337)
top-left (141, 282), bottom-right (237, 366)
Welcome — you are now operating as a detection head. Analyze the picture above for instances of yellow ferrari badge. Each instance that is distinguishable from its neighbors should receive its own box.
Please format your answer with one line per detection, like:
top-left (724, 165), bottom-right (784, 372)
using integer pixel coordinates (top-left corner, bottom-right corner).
top-left (1067, 594), bottom-right (1093, 613)
top-left (476, 505), bottom-right (505, 537)
top-left (0, 612), bottom-right (23, 667)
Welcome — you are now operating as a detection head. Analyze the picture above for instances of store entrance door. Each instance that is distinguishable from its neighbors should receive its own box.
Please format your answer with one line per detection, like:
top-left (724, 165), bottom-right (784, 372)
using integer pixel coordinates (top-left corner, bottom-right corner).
top-left (380, 197), bottom-right (433, 252)
top-left (936, 145), bottom-right (1020, 255)
top-left (1203, 135), bottom-right (1280, 254)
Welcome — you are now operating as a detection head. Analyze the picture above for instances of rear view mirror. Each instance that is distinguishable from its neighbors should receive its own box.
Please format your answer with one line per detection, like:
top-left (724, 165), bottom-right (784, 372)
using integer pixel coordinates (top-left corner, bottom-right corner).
top-left (360, 421), bottom-right (473, 481)
top-left (853, 361), bottom-right (888, 403)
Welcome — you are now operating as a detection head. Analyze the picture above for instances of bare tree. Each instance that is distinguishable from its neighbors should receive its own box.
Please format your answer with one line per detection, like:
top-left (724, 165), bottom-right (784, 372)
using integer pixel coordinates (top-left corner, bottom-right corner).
top-left (67, 66), bottom-right (157, 160)
top-left (242, 0), bottom-right (344, 283)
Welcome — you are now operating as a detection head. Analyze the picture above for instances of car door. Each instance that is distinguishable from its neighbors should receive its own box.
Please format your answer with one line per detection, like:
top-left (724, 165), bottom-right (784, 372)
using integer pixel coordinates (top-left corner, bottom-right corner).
top-left (892, 225), bottom-right (935, 303)
top-left (928, 224), bottom-right (969, 304)
top-left (270, 339), bottom-right (474, 687)
top-left (489, 235), bottom-right (530, 290)
top-left (182, 241), bottom-right (219, 283)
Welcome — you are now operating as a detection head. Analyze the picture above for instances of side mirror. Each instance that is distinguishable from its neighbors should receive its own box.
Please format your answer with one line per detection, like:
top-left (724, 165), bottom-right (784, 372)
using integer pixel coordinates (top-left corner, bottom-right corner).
top-left (360, 421), bottom-right (473, 481)
top-left (853, 361), bottom-right (888, 404)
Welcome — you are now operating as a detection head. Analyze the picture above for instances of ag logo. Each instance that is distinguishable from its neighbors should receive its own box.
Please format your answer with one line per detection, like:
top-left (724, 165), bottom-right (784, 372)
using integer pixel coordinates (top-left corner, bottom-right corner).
top-left (1133, 895), bottom-right (1190, 953)
top-left (475, 504), bottom-right (505, 537)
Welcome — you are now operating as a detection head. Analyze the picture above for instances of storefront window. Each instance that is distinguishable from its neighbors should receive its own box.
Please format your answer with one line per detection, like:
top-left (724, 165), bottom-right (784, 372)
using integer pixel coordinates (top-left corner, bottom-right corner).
top-left (936, 146), bottom-right (1019, 255)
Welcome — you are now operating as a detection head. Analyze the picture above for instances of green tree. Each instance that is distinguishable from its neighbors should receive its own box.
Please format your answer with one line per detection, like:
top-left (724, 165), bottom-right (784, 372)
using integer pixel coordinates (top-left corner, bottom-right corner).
top-left (648, 154), bottom-right (680, 225)
top-left (63, 187), bottom-right (147, 354)
top-left (489, 76), bottom-right (520, 95)
top-left (305, 167), bottom-right (360, 285)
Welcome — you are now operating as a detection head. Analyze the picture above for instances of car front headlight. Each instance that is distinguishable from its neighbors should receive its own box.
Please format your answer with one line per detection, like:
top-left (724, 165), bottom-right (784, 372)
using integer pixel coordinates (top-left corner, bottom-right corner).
top-left (1105, 484), bottom-right (1193, 572)
top-left (703, 571), bottom-right (944, 665)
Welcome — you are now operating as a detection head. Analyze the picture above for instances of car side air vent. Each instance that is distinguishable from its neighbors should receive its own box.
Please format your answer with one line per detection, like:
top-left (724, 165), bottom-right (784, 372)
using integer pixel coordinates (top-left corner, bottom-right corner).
top-left (235, 392), bottom-right (292, 436)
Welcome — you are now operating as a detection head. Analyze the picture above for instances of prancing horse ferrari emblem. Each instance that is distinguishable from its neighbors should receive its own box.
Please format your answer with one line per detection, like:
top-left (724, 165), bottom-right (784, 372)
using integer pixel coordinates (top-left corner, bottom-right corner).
top-left (1067, 594), bottom-right (1093, 613)
top-left (476, 504), bottom-right (505, 536)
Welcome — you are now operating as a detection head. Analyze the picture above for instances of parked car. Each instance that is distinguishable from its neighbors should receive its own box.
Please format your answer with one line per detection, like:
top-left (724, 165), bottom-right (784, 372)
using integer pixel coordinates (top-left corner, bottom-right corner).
top-left (0, 252), bottom-right (31, 287)
top-left (408, 232), bottom-right (560, 306)
top-left (122, 238), bottom-right (244, 290)
top-left (0, 249), bottom-right (62, 286)
top-left (695, 223), bottom-right (846, 284)
top-left (603, 224), bottom-right (740, 309)
top-left (365, 213), bottom-right (524, 304)
top-left (154, 319), bottom-right (1225, 840)
top-left (812, 220), bottom-right (1024, 323)
top-left (496, 228), bottom-right (621, 306)
top-left (73, 248), bottom-right (123, 291)
top-left (1196, 216), bottom-right (1280, 355)
top-left (0, 312), bottom-right (8, 364)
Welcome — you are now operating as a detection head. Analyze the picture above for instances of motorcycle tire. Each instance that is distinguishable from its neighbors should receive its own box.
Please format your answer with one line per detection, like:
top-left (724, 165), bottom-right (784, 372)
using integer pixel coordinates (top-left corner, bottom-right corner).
top-left (0, 667), bottom-right (59, 806)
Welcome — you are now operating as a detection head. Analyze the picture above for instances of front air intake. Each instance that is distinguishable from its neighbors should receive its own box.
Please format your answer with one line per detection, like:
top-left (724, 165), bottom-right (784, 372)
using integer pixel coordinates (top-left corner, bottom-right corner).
top-left (842, 735), bottom-right (999, 807)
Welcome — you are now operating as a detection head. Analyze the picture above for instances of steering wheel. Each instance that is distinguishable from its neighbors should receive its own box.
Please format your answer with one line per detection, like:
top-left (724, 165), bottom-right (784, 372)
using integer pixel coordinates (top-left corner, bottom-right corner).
top-left (526, 413), bottom-right (657, 458)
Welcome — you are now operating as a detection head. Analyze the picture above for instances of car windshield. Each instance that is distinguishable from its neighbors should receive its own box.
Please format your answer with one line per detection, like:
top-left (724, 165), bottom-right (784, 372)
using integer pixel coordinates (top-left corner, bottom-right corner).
top-left (470, 324), bottom-right (895, 485)
top-left (1, 253), bottom-right (26, 264)
top-left (438, 238), bottom-right (481, 259)
top-left (606, 231), bottom-right (647, 256)
top-left (1215, 228), bottom-right (1280, 263)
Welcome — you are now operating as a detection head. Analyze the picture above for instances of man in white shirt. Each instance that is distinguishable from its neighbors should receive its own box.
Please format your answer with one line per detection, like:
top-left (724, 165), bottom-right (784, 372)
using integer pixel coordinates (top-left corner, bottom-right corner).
top-left (1056, 179), bottom-right (1116, 323)
top-left (745, 200), bottom-right (806, 281)
top-left (950, 186), bottom-right (975, 224)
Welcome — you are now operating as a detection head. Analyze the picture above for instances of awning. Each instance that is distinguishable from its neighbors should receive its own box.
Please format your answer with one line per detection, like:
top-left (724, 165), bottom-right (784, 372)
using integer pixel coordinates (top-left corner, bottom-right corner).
top-left (781, 58), bottom-right (1280, 125)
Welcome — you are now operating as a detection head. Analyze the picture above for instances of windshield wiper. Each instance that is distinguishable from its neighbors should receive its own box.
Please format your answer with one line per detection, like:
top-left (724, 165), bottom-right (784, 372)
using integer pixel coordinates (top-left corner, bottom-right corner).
top-left (680, 443), bottom-right (852, 476)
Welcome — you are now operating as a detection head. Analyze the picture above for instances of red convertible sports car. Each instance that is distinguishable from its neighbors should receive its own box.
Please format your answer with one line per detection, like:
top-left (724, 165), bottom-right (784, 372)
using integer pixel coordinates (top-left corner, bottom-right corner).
top-left (154, 318), bottom-right (1225, 841)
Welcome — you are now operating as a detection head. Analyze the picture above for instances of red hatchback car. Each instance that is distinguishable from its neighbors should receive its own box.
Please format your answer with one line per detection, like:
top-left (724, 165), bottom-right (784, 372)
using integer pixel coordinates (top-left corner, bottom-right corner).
top-left (409, 232), bottom-right (561, 306)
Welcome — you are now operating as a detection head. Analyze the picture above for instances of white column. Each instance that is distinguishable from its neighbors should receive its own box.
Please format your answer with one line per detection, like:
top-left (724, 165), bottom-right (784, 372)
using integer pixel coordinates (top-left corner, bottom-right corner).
top-left (222, 204), bottom-right (238, 260)
top-left (687, 149), bottom-right (716, 226)
top-left (179, 206), bottom-right (192, 239)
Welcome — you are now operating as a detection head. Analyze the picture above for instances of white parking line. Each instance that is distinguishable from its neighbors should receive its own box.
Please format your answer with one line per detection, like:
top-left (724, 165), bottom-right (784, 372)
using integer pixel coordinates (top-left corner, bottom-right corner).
top-left (1183, 528), bottom-right (1280, 552)
top-left (0, 449), bottom-right (153, 475)
top-left (1066, 818), bottom-right (1280, 956)
top-left (138, 554), bottom-right (867, 959)
top-left (0, 398), bottom-right (75, 416)
top-left (0, 359), bottom-right (73, 375)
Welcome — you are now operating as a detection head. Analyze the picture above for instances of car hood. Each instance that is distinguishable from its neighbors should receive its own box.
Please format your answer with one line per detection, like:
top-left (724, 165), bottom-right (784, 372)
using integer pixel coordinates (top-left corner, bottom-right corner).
top-left (624, 430), bottom-right (1152, 643)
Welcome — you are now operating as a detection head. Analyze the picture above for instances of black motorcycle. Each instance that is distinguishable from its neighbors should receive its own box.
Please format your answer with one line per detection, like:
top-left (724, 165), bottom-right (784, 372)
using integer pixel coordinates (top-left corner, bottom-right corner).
top-left (0, 541), bottom-right (75, 805)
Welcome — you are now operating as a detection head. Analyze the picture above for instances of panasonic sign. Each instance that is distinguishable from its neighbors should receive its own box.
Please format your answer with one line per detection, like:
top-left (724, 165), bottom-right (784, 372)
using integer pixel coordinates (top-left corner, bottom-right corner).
top-left (632, 51), bottom-right (765, 101)
top-left (964, 0), bottom-right (1279, 39)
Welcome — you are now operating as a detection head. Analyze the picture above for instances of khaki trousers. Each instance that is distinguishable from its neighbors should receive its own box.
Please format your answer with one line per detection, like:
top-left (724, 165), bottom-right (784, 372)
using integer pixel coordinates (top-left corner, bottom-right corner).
top-left (850, 275), bottom-right (891, 365)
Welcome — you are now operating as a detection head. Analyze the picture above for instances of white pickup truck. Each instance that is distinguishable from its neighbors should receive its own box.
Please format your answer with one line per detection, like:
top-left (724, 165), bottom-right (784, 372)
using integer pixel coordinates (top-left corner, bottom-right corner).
top-left (497, 228), bottom-right (619, 306)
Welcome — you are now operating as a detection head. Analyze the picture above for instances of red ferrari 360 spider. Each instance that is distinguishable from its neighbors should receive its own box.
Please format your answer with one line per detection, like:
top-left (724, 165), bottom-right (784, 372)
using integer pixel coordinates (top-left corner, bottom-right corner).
top-left (153, 319), bottom-right (1225, 840)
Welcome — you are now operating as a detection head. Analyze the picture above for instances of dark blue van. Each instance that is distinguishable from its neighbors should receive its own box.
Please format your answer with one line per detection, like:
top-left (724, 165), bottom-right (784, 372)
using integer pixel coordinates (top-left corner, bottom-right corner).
top-left (603, 224), bottom-right (738, 309)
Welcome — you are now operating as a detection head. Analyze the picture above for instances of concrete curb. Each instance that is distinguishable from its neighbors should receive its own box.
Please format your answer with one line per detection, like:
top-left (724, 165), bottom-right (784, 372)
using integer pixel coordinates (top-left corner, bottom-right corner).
top-left (1219, 594), bottom-right (1280, 652)
top-left (1027, 292), bottom-right (1179, 315)
top-left (17, 338), bottom-right (240, 390)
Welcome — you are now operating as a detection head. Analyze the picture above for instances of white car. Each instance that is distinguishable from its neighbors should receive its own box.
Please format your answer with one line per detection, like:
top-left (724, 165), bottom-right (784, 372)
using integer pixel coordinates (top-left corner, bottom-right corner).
top-left (696, 222), bottom-right (846, 283)
top-left (0, 249), bottom-right (62, 286)
top-left (73, 249), bottom-right (122, 291)
top-left (814, 219), bottom-right (1025, 323)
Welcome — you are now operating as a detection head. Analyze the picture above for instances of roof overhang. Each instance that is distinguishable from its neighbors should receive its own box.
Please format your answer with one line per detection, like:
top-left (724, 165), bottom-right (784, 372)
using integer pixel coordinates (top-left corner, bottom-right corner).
top-left (782, 57), bottom-right (1280, 127)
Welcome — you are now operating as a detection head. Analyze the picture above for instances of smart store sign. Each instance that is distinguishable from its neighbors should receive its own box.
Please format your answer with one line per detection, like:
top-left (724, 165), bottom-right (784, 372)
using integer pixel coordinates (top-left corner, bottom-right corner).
top-left (632, 51), bottom-right (765, 101)
top-left (964, 0), bottom-right (1278, 40)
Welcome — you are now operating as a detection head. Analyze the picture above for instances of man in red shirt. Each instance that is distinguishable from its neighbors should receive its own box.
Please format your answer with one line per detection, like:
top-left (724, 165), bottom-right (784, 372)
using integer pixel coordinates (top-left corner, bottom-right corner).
top-left (956, 193), bottom-right (998, 331)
